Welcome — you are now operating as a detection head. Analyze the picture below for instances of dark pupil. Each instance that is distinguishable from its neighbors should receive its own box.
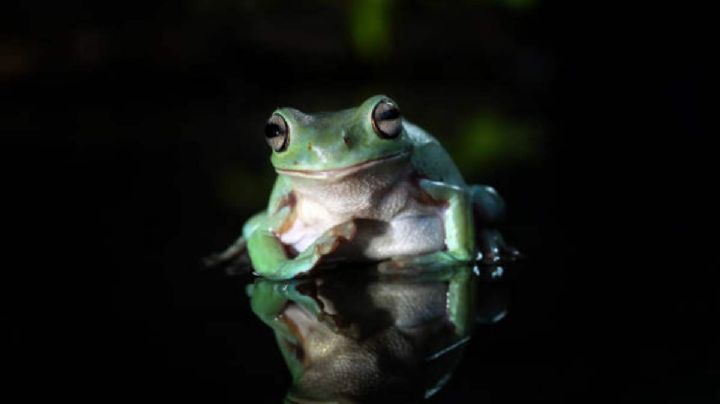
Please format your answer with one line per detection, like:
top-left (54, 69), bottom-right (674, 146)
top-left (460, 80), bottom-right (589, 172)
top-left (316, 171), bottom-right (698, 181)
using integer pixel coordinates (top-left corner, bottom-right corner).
top-left (379, 107), bottom-right (399, 120)
top-left (265, 122), bottom-right (283, 138)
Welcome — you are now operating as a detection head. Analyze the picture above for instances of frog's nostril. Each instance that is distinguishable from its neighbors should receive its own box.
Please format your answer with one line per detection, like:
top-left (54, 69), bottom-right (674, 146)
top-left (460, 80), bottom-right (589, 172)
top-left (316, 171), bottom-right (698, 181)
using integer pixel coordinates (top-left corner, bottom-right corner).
top-left (343, 133), bottom-right (352, 148)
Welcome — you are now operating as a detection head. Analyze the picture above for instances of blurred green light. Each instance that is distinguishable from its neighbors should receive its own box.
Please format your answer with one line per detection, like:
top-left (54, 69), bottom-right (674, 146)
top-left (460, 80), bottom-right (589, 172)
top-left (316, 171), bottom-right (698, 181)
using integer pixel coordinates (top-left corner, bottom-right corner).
top-left (451, 110), bottom-right (543, 176)
top-left (349, 0), bottom-right (392, 61)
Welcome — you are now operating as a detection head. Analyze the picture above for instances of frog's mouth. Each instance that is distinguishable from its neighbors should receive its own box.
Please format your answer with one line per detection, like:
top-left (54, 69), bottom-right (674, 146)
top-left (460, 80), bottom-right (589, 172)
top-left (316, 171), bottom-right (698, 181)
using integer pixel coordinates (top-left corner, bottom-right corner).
top-left (276, 152), bottom-right (411, 180)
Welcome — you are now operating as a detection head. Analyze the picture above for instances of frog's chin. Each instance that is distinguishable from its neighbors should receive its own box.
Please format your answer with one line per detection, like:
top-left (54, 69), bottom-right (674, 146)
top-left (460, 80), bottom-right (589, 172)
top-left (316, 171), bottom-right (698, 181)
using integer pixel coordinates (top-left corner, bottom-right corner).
top-left (275, 152), bottom-right (411, 180)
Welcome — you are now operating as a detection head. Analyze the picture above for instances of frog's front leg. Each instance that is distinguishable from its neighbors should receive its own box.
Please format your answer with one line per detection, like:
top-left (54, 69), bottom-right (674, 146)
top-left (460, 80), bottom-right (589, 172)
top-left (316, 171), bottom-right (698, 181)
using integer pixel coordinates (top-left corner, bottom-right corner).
top-left (469, 185), bottom-right (521, 264)
top-left (248, 220), bottom-right (357, 280)
top-left (381, 180), bottom-right (475, 271)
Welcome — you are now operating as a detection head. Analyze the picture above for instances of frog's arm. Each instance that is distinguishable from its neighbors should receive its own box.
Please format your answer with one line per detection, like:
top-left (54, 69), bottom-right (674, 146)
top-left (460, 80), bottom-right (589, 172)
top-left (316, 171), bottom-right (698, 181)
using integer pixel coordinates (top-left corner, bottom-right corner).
top-left (418, 179), bottom-right (476, 263)
top-left (246, 176), bottom-right (302, 278)
top-left (373, 124), bottom-right (475, 268)
top-left (247, 176), bottom-right (356, 279)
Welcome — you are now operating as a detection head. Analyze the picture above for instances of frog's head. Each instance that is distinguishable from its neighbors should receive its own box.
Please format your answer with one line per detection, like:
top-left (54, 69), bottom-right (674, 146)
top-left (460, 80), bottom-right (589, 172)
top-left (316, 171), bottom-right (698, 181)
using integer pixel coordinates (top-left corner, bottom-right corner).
top-left (264, 95), bottom-right (413, 180)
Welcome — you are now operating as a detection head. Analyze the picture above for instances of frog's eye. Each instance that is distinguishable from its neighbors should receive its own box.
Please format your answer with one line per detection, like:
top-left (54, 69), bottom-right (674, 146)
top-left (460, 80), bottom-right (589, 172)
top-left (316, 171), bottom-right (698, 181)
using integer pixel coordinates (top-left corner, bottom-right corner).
top-left (372, 99), bottom-right (402, 139)
top-left (265, 114), bottom-right (289, 152)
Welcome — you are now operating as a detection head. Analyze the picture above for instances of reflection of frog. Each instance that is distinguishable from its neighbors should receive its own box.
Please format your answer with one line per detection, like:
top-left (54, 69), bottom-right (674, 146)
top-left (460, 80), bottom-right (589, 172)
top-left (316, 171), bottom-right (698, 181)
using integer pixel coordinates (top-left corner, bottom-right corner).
top-left (210, 95), bottom-right (518, 279)
top-left (249, 265), bottom-right (480, 402)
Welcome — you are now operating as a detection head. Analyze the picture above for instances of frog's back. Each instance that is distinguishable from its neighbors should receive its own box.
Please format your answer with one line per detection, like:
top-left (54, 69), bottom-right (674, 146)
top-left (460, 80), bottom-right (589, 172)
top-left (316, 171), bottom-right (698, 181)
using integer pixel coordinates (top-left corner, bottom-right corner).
top-left (404, 121), bottom-right (466, 187)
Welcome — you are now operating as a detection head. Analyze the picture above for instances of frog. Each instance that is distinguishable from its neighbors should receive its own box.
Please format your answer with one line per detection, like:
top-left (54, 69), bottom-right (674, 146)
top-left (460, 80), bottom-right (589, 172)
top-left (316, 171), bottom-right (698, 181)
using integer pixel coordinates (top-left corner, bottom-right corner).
top-left (208, 95), bottom-right (518, 279)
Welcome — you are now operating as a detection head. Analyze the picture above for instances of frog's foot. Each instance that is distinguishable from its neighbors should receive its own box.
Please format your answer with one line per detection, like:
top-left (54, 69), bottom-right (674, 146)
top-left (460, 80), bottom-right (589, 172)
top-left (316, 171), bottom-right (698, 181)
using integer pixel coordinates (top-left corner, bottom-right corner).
top-left (477, 229), bottom-right (522, 265)
top-left (378, 251), bottom-right (469, 273)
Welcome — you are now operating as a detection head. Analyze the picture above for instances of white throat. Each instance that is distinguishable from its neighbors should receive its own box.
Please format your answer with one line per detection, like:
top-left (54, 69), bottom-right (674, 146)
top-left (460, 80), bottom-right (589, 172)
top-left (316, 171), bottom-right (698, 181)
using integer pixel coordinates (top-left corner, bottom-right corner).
top-left (282, 154), bottom-right (412, 217)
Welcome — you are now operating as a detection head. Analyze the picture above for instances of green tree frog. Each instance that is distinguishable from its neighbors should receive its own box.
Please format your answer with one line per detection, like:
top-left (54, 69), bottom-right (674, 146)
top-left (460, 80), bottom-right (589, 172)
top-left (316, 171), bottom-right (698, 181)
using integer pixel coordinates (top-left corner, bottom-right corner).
top-left (211, 95), bottom-right (518, 279)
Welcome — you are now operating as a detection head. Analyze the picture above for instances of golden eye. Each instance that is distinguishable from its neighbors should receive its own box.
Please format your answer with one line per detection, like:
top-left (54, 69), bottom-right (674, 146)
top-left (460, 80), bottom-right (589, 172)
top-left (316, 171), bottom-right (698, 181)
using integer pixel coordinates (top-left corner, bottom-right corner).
top-left (265, 114), bottom-right (289, 152)
top-left (371, 99), bottom-right (402, 139)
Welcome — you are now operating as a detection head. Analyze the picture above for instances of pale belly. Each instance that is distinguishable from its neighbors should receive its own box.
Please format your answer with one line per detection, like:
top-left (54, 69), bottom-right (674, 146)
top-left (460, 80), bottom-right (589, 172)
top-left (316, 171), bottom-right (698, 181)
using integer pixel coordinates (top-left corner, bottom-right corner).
top-left (359, 213), bottom-right (446, 259)
top-left (278, 178), bottom-right (447, 260)
top-left (280, 212), bottom-right (446, 260)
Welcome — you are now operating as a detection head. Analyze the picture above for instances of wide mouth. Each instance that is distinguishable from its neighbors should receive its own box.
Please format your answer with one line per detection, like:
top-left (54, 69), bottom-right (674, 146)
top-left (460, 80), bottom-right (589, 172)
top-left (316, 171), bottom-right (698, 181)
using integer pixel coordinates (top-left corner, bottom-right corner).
top-left (275, 152), bottom-right (410, 180)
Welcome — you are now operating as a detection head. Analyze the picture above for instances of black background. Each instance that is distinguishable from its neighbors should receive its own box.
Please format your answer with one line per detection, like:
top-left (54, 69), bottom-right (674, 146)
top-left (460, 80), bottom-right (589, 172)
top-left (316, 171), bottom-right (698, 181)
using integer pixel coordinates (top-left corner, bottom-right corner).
top-left (5, 1), bottom-right (716, 402)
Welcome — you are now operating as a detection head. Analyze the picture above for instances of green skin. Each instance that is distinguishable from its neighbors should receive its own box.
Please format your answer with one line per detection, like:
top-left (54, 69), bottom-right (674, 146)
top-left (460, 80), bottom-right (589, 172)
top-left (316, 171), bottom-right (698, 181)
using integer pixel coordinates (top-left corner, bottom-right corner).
top-left (215, 95), bottom-right (514, 279)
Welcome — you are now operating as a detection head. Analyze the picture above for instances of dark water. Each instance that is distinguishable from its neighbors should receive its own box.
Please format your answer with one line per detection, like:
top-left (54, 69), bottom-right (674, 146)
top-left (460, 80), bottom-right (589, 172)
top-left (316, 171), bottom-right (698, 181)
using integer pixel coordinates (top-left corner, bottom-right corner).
top-left (5, 1), bottom-right (716, 403)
